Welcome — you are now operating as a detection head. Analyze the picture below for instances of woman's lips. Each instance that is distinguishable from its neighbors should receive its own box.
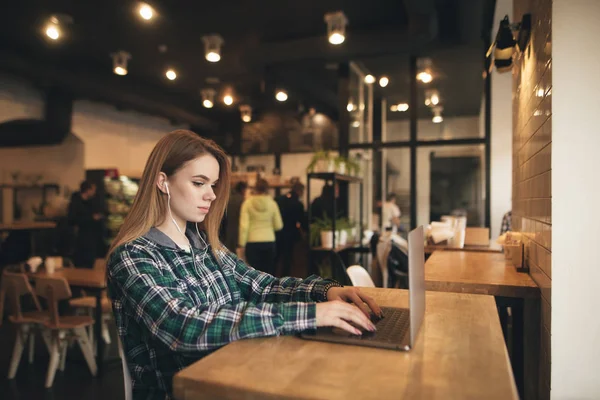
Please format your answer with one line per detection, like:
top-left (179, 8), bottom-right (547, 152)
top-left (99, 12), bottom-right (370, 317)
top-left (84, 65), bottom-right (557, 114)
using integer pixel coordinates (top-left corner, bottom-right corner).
top-left (198, 207), bottom-right (210, 213)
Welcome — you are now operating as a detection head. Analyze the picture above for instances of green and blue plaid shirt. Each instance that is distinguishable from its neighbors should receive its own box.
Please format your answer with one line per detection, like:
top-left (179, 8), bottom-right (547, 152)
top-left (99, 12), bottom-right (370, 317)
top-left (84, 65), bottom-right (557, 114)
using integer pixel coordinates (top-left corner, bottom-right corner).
top-left (107, 227), bottom-right (332, 400)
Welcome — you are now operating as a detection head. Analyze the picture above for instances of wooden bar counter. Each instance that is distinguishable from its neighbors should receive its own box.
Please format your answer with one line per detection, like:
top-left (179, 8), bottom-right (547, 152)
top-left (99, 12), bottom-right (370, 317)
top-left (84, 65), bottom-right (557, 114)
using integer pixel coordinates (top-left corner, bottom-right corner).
top-left (173, 287), bottom-right (517, 400)
top-left (425, 251), bottom-right (539, 298)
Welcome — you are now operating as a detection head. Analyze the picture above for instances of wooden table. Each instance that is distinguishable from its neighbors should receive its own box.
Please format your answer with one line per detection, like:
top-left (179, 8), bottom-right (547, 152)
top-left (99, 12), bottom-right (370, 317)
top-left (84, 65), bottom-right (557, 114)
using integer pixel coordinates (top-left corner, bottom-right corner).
top-left (424, 251), bottom-right (538, 298)
top-left (174, 288), bottom-right (518, 400)
top-left (424, 243), bottom-right (503, 255)
top-left (424, 251), bottom-right (539, 399)
top-left (0, 221), bottom-right (57, 231)
top-left (31, 264), bottom-right (108, 376)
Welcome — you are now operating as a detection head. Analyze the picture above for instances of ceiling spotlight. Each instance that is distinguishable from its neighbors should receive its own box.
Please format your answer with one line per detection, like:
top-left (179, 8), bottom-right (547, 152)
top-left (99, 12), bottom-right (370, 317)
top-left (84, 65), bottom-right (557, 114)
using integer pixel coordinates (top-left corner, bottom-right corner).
top-left (324, 11), bottom-right (348, 45)
top-left (351, 120), bottom-right (360, 128)
top-left (432, 106), bottom-right (444, 123)
top-left (347, 101), bottom-right (356, 112)
top-left (397, 103), bottom-right (409, 112)
top-left (111, 51), bottom-right (131, 76)
top-left (275, 90), bottom-right (288, 102)
top-left (390, 105), bottom-right (398, 112)
top-left (202, 34), bottom-right (224, 63)
top-left (486, 14), bottom-right (531, 73)
top-left (379, 76), bottom-right (389, 87)
top-left (138, 3), bottom-right (154, 20)
top-left (201, 88), bottom-right (216, 108)
top-left (165, 69), bottom-right (177, 80)
top-left (417, 58), bottom-right (434, 83)
top-left (364, 74), bottom-right (375, 84)
top-left (44, 14), bottom-right (72, 41)
top-left (240, 105), bottom-right (252, 123)
top-left (223, 94), bottom-right (234, 106)
top-left (425, 89), bottom-right (440, 107)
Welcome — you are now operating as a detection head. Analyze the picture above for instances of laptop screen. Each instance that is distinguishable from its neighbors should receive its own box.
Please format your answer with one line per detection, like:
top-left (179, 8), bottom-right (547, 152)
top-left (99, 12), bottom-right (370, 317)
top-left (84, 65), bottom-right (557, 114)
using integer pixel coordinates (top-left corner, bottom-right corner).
top-left (408, 226), bottom-right (425, 346)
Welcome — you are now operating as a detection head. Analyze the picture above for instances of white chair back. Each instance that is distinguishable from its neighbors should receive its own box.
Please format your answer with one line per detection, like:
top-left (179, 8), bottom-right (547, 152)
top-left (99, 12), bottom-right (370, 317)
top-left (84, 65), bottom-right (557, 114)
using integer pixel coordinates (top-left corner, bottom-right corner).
top-left (117, 336), bottom-right (133, 400)
top-left (346, 265), bottom-right (375, 287)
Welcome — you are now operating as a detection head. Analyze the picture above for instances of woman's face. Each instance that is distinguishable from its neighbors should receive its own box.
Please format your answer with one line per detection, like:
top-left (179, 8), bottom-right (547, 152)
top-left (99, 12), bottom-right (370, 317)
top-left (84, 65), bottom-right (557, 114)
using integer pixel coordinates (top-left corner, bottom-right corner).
top-left (162, 154), bottom-right (220, 224)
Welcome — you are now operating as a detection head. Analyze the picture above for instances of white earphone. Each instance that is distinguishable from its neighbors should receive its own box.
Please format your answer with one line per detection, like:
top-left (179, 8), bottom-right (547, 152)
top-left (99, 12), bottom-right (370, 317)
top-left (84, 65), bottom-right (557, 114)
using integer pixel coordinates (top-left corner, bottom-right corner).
top-left (163, 180), bottom-right (208, 251)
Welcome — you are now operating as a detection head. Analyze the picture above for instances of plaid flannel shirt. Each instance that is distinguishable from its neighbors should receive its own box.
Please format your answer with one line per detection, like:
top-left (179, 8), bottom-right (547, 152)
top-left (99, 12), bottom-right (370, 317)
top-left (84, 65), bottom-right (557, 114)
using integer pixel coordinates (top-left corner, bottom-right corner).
top-left (107, 227), bottom-right (333, 400)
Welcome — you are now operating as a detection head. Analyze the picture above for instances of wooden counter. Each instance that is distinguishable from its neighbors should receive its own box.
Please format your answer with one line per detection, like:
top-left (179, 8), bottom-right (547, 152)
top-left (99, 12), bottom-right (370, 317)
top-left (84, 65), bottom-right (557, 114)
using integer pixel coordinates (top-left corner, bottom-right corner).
top-left (424, 251), bottom-right (539, 298)
top-left (0, 221), bottom-right (57, 231)
top-left (31, 266), bottom-right (107, 289)
top-left (173, 288), bottom-right (517, 400)
top-left (425, 243), bottom-right (503, 255)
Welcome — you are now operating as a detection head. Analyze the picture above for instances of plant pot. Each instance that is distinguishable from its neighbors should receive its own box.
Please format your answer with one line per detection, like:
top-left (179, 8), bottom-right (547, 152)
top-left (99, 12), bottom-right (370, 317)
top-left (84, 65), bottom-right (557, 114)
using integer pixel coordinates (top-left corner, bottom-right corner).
top-left (337, 162), bottom-right (346, 175)
top-left (339, 230), bottom-right (348, 245)
top-left (320, 230), bottom-right (335, 248)
top-left (351, 227), bottom-right (358, 242)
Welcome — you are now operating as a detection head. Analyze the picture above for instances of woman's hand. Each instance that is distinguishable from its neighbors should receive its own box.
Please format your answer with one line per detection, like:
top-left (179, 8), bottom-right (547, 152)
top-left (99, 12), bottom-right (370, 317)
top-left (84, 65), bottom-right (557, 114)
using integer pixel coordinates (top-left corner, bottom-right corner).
top-left (325, 287), bottom-right (383, 319)
top-left (315, 300), bottom-right (377, 335)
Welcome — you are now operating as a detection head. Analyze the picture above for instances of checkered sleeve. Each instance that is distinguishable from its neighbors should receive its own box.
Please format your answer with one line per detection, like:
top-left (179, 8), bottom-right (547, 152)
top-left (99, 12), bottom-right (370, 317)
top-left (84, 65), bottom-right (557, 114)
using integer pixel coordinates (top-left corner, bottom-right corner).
top-left (218, 248), bottom-right (336, 303)
top-left (108, 244), bottom-right (316, 354)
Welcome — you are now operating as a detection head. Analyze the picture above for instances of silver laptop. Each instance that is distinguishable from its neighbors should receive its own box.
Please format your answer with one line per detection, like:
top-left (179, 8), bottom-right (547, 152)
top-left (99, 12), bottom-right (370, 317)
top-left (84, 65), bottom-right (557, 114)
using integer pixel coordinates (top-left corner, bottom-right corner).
top-left (300, 226), bottom-right (425, 351)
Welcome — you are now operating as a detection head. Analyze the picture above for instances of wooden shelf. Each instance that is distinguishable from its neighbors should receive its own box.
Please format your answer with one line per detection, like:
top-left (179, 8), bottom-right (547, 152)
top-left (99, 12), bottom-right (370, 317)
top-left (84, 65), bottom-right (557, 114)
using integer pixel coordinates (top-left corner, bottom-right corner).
top-left (307, 172), bottom-right (362, 183)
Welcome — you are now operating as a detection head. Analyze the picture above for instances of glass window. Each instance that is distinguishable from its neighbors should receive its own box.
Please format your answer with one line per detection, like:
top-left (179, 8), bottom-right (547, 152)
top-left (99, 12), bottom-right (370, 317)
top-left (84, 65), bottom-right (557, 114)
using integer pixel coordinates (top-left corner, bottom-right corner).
top-left (417, 145), bottom-right (485, 228)
top-left (383, 148), bottom-right (411, 233)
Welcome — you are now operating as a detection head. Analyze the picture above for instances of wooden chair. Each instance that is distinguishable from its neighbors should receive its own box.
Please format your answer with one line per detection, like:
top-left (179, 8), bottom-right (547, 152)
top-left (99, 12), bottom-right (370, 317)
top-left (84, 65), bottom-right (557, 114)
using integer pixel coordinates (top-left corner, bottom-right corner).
top-left (69, 292), bottom-right (112, 349)
top-left (1, 271), bottom-right (50, 379)
top-left (34, 275), bottom-right (97, 388)
top-left (464, 227), bottom-right (490, 246)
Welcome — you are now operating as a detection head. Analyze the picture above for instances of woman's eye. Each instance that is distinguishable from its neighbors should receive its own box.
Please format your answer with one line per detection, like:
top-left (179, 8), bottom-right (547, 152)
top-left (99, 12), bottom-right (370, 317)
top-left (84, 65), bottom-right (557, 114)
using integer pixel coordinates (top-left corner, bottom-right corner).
top-left (192, 182), bottom-right (204, 187)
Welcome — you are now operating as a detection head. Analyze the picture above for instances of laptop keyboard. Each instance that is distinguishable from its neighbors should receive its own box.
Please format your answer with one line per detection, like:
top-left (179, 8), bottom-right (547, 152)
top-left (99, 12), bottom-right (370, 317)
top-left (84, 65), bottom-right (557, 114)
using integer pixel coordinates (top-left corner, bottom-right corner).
top-left (360, 307), bottom-right (410, 342)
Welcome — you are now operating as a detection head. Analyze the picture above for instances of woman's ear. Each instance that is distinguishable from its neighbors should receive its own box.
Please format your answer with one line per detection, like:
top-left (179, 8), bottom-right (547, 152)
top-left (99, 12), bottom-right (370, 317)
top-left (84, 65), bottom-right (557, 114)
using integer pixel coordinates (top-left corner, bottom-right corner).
top-left (157, 172), bottom-right (168, 194)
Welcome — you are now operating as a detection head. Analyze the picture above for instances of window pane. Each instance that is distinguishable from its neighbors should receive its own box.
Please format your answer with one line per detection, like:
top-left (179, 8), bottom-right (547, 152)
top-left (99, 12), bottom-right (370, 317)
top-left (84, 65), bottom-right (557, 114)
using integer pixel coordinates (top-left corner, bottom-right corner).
top-left (382, 148), bottom-right (411, 232)
top-left (417, 145), bottom-right (485, 228)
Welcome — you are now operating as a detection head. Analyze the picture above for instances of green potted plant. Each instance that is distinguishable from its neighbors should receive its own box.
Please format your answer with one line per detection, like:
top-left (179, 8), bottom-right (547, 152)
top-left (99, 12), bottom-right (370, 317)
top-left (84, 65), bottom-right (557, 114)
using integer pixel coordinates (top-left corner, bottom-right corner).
top-left (306, 150), bottom-right (334, 173)
top-left (310, 215), bottom-right (335, 247)
top-left (346, 155), bottom-right (361, 176)
top-left (334, 155), bottom-right (347, 175)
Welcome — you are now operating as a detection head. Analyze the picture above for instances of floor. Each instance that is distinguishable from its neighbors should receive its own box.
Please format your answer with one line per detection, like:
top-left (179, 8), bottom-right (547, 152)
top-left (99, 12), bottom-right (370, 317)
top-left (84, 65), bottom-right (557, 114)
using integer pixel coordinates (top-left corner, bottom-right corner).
top-left (0, 322), bottom-right (126, 400)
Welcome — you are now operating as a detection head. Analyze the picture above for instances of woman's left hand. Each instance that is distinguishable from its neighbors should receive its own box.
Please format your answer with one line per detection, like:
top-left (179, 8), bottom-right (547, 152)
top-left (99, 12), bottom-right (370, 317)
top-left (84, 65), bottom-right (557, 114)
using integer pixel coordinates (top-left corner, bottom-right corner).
top-left (325, 287), bottom-right (383, 318)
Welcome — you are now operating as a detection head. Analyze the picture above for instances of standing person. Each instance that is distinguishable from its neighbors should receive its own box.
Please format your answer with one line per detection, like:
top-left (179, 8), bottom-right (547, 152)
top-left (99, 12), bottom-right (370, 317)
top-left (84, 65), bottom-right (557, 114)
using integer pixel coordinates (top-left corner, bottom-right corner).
top-left (275, 182), bottom-right (306, 277)
top-left (223, 181), bottom-right (247, 252)
top-left (68, 180), bottom-right (103, 268)
top-left (309, 183), bottom-right (342, 223)
top-left (106, 130), bottom-right (381, 400)
top-left (382, 193), bottom-right (401, 233)
top-left (238, 178), bottom-right (282, 275)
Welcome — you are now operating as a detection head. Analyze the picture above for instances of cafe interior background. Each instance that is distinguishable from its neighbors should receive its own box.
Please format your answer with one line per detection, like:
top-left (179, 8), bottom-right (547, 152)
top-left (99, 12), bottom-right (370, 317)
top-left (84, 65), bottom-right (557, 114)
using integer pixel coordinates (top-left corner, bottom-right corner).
top-left (0, 0), bottom-right (599, 399)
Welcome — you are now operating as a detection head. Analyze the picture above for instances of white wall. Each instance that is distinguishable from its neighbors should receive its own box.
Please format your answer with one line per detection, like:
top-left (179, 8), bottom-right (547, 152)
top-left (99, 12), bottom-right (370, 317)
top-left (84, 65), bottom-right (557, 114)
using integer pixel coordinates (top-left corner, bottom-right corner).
top-left (552, 1), bottom-right (600, 399)
top-left (386, 115), bottom-right (481, 142)
top-left (490, 0), bottom-right (514, 241)
top-left (72, 100), bottom-right (188, 177)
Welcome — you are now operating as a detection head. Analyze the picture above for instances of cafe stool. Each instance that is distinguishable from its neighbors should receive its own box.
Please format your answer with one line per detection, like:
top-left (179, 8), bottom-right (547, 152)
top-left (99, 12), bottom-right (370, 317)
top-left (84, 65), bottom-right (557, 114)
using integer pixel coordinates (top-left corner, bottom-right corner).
top-left (69, 293), bottom-right (113, 349)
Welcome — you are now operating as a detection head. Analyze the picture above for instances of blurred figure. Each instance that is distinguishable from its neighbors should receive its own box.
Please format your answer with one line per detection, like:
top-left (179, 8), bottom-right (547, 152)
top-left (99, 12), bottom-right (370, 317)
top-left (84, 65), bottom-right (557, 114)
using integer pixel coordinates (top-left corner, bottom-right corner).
top-left (68, 180), bottom-right (103, 268)
top-left (223, 181), bottom-right (247, 252)
top-left (500, 210), bottom-right (512, 234)
top-left (275, 182), bottom-right (305, 276)
top-left (239, 178), bottom-right (283, 275)
top-left (309, 183), bottom-right (341, 222)
top-left (382, 193), bottom-right (401, 233)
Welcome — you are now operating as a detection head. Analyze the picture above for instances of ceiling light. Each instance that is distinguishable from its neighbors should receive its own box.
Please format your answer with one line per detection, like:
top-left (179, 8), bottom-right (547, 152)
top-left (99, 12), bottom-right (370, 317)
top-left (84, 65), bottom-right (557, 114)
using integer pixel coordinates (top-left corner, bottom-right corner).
top-left (416, 58), bottom-right (433, 83)
top-left (138, 3), bottom-right (154, 20)
top-left (202, 34), bottom-right (224, 63)
top-left (390, 105), bottom-right (398, 112)
top-left (240, 105), bottom-right (252, 122)
top-left (111, 51), bottom-right (131, 76)
top-left (275, 90), bottom-right (288, 102)
top-left (165, 69), bottom-right (177, 80)
top-left (425, 89), bottom-right (440, 107)
top-left (379, 76), bottom-right (389, 87)
top-left (44, 15), bottom-right (72, 41)
top-left (351, 120), bottom-right (360, 128)
top-left (324, 11), bottom-right (348, 45)
top-left (487, 14), bottom-right (531, 73)
top-left (201, 88), bottom-right (216, 108)
top-left (223, 94), bottom-right (233, 106)
top-left (432, 106), bottom-right (444, 123)
top-left (364, 74), bottom-right (375, 84)
top-left (397, 103), bottom-right (409, 112)
top-left (347, 102), bottom-right (356, 112)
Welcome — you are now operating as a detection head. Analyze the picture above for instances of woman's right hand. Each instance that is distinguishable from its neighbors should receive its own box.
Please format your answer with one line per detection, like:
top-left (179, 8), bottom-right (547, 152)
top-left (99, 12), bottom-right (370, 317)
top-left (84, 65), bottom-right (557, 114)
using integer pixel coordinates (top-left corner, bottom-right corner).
top-left (315, 300), bottom-right (377, 335)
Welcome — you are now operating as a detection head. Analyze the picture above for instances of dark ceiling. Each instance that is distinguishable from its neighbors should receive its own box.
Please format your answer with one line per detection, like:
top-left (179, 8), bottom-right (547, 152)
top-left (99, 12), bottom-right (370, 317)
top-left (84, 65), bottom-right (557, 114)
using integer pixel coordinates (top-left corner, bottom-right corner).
top-left (0, 0), bottom-right (495, 130)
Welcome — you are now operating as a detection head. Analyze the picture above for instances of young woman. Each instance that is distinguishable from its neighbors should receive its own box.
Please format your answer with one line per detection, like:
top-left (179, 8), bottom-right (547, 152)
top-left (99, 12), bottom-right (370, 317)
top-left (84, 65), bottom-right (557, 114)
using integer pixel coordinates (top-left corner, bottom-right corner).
top-left (107, 130), bottom-right (381, 400)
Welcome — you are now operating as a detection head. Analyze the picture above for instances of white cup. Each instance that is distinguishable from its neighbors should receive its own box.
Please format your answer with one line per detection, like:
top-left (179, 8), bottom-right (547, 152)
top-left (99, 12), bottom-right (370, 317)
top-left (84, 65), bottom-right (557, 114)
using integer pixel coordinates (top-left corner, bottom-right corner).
top-left (45, 258), bottom-right (56, 274)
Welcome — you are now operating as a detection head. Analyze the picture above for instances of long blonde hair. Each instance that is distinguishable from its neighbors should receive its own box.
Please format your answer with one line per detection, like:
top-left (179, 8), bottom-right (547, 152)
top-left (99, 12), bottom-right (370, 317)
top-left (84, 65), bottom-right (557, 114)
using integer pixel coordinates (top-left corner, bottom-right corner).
top-left (107, 130), bottom-right (230, 259)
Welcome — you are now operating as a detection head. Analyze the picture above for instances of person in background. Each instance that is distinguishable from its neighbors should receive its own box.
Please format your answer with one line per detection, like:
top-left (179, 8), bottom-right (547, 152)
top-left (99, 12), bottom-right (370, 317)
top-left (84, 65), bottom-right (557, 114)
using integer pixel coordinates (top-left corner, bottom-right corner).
top-left (223, 181), bottom-right (247, 252)
top-left (382, 193), bottom-right (401, 233)
top-left (68, 180), bottom-right (102, 268)
top-left (309, 183), bottom-right (342, 222)
top-left (239, 178), bottom-right (283, 275)
top-left (275, 181), bottom-right (305, 277)
top-left (501, 210), bottom-right (512, 234)
top-left (107, 130), bottom-right (381, 399)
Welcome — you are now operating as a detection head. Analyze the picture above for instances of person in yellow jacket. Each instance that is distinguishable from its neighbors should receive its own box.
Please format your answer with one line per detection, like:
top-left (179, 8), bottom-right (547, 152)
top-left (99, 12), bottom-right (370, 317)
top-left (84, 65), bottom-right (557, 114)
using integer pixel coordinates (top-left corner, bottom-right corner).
top-left (238, 178), bottom-right (283, 275)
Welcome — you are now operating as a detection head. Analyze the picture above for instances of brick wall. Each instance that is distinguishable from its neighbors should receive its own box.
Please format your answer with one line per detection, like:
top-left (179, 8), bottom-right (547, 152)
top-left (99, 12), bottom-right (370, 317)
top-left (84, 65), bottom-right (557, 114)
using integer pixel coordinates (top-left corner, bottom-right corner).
top-left (512, 0), bottom-right (552, 398)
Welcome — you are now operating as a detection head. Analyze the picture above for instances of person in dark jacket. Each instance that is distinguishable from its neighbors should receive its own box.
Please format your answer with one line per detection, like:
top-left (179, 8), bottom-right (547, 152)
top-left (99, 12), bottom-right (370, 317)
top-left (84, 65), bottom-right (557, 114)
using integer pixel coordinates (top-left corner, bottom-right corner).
top-left (275, 182), bottom-right (305, 276)
top-left (309, 183), bottom-right (343, 222)
top-left (223, 181), bottom-right (247, 252)
top-left (68, 181), bottom-right (102, 268)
